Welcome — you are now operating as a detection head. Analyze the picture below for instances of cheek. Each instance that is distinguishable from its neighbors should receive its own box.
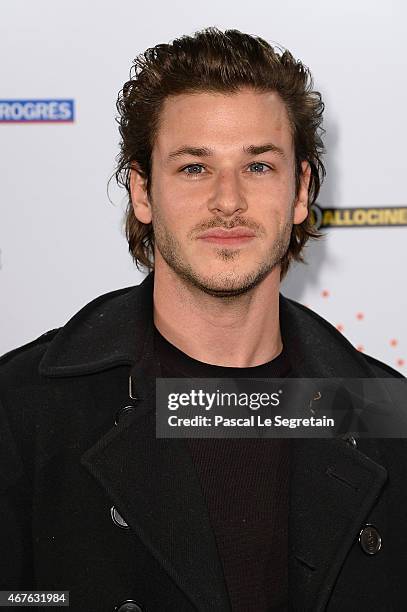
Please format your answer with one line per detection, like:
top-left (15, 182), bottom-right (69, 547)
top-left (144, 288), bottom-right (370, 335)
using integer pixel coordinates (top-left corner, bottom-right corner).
top-left (262, 181), bottom-right (295, 218)
top-left (150, 191), bottom-right (191, 234)
top-left (153, 175), bottom-right (191, 211)
top-left (155, 180), bottom-right (205, 224)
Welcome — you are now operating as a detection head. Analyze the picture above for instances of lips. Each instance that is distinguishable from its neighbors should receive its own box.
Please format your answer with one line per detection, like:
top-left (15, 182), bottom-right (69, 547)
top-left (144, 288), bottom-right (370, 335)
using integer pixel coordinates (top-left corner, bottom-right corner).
top-left (197, 227), bottom-right (256, 247)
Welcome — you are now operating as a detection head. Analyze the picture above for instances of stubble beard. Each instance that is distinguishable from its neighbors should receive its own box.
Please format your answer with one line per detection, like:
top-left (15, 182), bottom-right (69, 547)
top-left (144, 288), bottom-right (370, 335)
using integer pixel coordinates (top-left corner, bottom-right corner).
top-left (152, 211), bottom-right (294, 299)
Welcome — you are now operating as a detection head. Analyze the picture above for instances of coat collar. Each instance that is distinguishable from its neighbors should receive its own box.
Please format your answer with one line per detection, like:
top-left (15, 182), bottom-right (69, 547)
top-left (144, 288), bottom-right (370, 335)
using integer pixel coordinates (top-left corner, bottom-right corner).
top-left (39, 270), bottom-right (375, 379)
top-left (39, 273), bottom-right (154, 377)
top-left (40, 272), bottom-right (387, 611)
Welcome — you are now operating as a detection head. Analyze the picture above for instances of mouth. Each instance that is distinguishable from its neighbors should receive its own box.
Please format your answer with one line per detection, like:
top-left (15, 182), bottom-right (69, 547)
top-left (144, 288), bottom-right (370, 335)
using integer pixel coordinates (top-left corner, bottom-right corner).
top-left (197, 227), bottom-right (256, 246)
top-left (199, 235), bottom-right (255, 246)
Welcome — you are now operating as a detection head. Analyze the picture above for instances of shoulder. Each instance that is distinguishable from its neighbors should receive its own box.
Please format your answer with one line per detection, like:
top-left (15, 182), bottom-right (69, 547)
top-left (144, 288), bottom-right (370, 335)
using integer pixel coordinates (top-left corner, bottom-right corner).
top-left (0, 273), bottom-right (155, 393)
top-left (282, 296), bottom-right (404, 379)
top-left (0, 329), bottom-right (60, 388)
top-left (0, 284), bottom-right (137, 389)
top-left (361, 353), bottom-right (404, 378)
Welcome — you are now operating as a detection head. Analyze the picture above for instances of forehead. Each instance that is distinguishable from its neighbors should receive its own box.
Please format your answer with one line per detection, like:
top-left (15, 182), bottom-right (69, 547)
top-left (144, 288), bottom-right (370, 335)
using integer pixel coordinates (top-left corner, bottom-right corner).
top-left (154, 88), bottom-right (293, 157)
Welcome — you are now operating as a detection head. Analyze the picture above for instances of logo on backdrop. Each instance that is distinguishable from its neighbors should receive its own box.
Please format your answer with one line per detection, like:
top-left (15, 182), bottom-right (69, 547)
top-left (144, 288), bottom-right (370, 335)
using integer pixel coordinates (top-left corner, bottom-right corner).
top-left (0, 99), bottom-right (75, 123)
top-left (311, 204), bottom-right (407, 229)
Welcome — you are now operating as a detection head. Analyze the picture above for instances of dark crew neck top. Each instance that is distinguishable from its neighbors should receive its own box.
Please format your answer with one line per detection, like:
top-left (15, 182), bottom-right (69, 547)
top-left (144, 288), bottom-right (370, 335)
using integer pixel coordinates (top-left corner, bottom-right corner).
top-left (154, 326), bottom-right (290, 612)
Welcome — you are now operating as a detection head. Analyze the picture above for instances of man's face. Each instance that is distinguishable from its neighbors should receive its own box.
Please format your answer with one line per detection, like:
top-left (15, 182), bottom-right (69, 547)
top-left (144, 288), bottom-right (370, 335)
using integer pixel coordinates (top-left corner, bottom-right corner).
top-left (131, 88), bottom-right (310, 297)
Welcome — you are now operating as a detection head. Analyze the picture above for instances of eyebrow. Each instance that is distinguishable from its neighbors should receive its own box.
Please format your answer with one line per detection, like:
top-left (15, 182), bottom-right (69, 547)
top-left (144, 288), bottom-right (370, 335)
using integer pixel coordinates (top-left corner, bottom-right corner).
top-left (166, 142), bottom-right (286, 162)
top-left (167, 146), bottom-right (212, 161)
top-left (244, 143), bottom-right (285, 157)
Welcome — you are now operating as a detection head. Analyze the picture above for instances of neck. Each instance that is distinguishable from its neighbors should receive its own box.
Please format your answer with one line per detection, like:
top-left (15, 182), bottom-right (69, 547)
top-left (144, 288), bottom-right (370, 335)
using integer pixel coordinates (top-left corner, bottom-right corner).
top-left (153, 263), bottom-right (282, 368)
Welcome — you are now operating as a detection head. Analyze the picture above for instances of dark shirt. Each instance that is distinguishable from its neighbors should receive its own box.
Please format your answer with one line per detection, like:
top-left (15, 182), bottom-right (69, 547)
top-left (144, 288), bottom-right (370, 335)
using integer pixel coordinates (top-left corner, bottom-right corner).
top-left (154, 327), bottom-right (291, 611)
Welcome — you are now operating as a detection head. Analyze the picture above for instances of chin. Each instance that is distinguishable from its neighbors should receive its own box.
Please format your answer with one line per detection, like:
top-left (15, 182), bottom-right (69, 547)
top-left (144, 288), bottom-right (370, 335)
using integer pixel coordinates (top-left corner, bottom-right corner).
top-left (176, 264), bottom-right (274, 299)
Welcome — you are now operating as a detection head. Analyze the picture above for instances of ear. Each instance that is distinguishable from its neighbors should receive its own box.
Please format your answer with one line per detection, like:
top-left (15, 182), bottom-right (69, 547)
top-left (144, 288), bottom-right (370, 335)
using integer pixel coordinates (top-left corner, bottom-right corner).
top-left (293, 161), bottom-right (311, 225)
top-left (130, 165), bottom-right (152, 224)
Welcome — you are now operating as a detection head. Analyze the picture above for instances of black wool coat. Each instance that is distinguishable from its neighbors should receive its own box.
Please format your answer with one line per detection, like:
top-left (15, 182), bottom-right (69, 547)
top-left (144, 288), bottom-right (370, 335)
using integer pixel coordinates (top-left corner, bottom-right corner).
top-left (0, 272), bottom-right (406, 612)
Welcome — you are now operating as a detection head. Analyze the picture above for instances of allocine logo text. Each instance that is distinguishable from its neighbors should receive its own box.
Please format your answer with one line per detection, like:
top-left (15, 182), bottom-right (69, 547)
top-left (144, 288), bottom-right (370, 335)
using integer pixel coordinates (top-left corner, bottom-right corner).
top-left (311, 204), bottom-right (407, 229)
top-left (0, 99), bottom-right (75, 122)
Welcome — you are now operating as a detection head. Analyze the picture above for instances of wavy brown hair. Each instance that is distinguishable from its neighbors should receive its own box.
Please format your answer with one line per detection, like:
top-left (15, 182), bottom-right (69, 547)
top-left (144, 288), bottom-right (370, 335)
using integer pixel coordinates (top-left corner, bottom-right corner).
top-left (115, 27), bottom-right (325, 278)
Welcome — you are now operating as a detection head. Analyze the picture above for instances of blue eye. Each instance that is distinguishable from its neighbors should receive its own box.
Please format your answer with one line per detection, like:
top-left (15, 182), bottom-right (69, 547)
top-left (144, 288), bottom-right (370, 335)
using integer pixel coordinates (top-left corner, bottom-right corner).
top-left (183, 164), bottom-right (205, 176)
top-left (249, 162), bottom-right (271, 173)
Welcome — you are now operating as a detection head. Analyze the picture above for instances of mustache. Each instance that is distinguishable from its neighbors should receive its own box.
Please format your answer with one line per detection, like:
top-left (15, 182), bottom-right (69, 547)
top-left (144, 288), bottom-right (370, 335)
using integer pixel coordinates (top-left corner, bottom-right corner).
top-left (189, 215), bottom-right (264, 237)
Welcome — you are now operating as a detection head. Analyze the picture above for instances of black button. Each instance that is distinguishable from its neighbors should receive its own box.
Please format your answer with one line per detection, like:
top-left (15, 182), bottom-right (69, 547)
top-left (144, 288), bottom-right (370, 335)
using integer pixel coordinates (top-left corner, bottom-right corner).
top-left (359, 524), bottom-right (382, 555)
top-left (114, 601), bottom-right (143, 612)
top-left (110, 506), bottom-right (129, 529)
top-left (114, 405), bottom-right (136, 426)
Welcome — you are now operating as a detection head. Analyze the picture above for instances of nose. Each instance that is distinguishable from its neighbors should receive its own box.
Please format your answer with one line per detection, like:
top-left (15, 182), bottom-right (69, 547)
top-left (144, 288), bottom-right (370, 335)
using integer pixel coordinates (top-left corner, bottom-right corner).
top-left (207, 170), bottom-right (248, 217)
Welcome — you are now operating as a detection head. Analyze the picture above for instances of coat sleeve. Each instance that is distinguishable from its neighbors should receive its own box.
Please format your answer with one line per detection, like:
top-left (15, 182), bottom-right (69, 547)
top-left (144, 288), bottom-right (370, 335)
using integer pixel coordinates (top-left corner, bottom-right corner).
top-left (0, 397), bottom-right (34, 588)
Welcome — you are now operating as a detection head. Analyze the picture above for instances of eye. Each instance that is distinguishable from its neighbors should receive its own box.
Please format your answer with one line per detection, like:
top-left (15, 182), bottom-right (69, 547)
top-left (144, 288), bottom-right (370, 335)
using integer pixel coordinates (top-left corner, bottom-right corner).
top-left (182, 164), bottom-right (206, 177)
top-left (248, 162), bottom-right (272, 173)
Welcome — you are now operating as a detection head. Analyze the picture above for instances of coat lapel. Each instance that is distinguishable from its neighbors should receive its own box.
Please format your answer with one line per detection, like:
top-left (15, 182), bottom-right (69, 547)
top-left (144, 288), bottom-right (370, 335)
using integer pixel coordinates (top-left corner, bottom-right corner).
top-left (81, 392), bottom-right (231, 611)
top-left (82, 407), bottom-right (229, 610)
top-left (280, 296), bottom-right (388, 610)
top-left (80, 321), bottom-right (231, 611)
top-left (289, 438), bottom-right (387, 611)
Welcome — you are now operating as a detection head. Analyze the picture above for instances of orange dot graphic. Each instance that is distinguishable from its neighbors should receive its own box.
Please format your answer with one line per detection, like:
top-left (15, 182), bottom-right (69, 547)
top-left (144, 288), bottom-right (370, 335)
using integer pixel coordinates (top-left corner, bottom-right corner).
top-left (356, 312), bottom-right (364, 320)
top-left (336, 324), bottom-right (344, 332)
top-left (357, 345), bottom-right (364, 352)
top-left (390, 339), bottom-right (398, 347)
top-left (397, 358), bottom-right (405, 367)
top-left (321, 290), bottom-right (330, 298)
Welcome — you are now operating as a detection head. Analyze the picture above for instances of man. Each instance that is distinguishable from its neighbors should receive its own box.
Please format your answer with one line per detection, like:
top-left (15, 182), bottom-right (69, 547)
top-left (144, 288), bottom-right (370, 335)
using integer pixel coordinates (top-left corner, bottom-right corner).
top-left (0, 28), bottom-right (405, 612)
